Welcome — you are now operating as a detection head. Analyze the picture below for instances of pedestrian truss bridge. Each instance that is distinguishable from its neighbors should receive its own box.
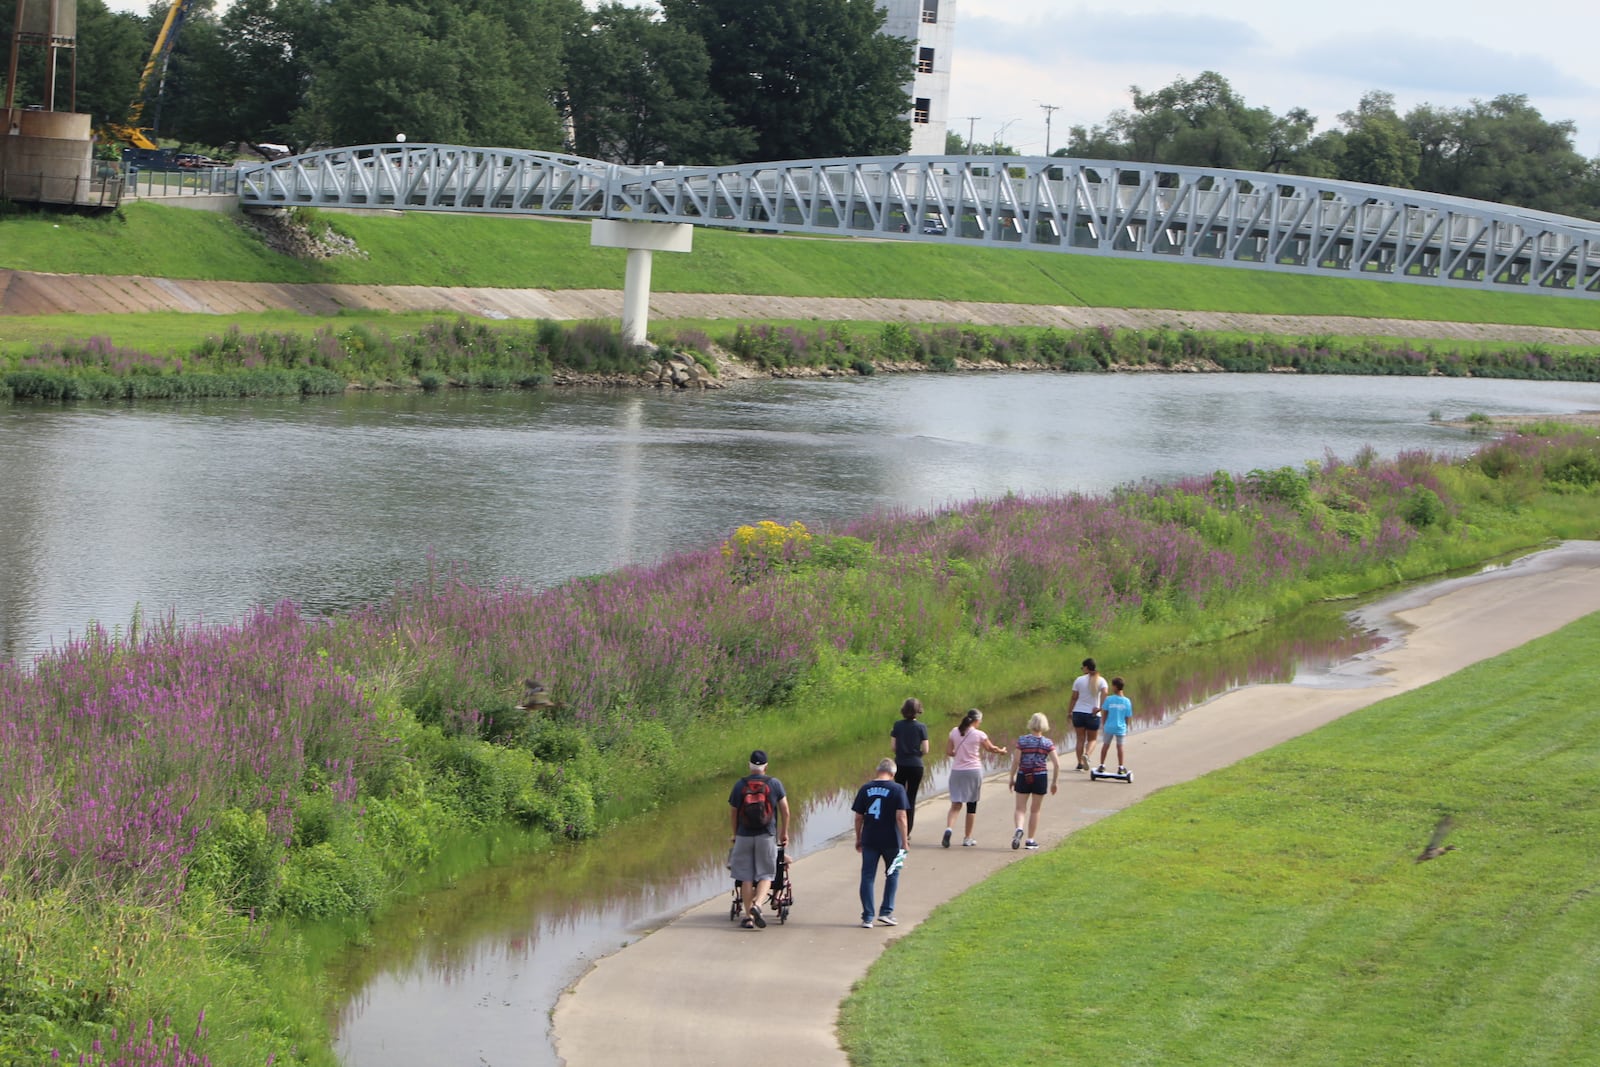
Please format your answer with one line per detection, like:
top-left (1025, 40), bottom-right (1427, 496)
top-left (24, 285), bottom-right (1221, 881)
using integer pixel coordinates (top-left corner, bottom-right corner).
top-left (237, 143), bottom-right (1600, 300)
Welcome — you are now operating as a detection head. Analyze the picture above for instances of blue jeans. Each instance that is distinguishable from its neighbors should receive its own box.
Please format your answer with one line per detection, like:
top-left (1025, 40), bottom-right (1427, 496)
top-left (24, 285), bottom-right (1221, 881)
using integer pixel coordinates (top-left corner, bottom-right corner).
top-left (859, 843), bottom-right (900, 921)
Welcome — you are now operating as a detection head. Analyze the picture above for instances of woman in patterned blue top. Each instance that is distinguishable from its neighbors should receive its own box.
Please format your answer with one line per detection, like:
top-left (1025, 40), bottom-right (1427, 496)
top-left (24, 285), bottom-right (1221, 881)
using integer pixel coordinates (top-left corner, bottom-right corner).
top-left (1008, 713), bottom-right (1059, 850)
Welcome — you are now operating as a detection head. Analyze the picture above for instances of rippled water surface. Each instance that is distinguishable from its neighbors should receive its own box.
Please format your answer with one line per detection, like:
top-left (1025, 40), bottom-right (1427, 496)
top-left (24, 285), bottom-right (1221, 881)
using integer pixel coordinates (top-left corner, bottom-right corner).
top-left (4, 372), bottom-right (1596, 661)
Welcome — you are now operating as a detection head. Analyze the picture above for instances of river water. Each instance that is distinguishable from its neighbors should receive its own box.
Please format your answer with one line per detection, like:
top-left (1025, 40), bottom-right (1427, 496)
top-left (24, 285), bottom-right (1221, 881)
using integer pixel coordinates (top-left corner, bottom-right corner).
top-left (3, 371), bottom-right (1596, 663)
top-left (4, 369), bottom-right (1599, 1065)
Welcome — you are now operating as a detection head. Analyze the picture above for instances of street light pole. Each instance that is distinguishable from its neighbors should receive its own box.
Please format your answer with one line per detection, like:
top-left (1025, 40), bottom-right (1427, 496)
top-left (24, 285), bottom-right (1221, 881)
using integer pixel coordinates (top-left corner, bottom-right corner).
top-left (993, 119), bottom-right (1017, 156)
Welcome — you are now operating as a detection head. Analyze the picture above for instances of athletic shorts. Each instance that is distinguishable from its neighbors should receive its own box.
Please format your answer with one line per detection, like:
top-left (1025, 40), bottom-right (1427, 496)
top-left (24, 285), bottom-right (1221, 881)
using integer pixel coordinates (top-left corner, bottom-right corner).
top-left (1072, 711), bottom-right (1101, 732)
top-left (730, 833), bottom-right (777, 883)
top-left (1102, 726), bottom-right (1127, 738)
top-left (948, 768), bottom-right (984, 805)
top-left (1014, 771), bottom-right (1049, 795)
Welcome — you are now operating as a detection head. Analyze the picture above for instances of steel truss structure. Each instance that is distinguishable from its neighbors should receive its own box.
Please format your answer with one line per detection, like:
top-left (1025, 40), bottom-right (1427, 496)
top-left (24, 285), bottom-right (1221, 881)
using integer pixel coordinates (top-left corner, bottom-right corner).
top-left (238, 144), bottom-right (1600, 298)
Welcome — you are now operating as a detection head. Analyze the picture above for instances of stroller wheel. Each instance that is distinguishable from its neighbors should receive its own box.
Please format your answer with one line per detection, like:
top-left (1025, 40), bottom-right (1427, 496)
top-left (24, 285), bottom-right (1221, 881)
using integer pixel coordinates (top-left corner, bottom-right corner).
top-left (730, 898), bottom-right (741, 922)
top-left (779, 906), bottom-right (789, 924)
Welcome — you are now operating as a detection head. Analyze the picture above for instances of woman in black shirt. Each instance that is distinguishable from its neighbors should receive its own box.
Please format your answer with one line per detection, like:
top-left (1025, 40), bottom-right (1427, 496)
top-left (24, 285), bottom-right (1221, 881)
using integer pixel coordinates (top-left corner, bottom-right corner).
top-left (889, 698), bottom-right (930, 838)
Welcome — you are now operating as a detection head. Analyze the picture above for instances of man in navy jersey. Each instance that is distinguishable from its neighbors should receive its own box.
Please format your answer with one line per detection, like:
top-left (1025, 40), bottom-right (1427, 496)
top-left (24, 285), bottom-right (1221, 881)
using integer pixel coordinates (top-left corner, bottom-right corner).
top-left (852, 758), bottom-right (910, 929)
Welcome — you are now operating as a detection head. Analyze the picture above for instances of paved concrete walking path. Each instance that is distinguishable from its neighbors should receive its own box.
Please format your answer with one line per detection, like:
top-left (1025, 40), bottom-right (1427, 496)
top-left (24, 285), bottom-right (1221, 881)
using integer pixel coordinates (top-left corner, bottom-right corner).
top-left (551, 542), bottom-right (1600, 1067)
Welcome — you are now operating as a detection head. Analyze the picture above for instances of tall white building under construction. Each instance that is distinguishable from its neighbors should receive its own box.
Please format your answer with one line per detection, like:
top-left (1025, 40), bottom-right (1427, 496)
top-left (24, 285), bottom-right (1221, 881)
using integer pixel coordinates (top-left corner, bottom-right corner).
top-left (878, 0), bottom-right (953, 155)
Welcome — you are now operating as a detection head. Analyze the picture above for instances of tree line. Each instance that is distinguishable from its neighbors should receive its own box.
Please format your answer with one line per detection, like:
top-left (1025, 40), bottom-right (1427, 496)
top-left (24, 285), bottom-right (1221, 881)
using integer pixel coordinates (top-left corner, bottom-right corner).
top-left (1, 0), bottom-right (914, 164)
top-left (7, 0), bottom-right (1598, 220)
top-left (952, 71), bottom-right (1600, 221)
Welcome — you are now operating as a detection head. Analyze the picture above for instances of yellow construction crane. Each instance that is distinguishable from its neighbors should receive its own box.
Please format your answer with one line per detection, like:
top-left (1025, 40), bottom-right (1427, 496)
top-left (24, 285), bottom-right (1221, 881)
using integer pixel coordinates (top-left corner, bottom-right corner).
top-left (105, 0), bottom-right (194, 151)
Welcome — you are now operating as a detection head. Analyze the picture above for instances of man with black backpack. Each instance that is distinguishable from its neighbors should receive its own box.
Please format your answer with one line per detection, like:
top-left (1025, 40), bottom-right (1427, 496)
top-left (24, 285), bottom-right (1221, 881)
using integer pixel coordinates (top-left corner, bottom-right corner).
top-left (728, 749), bottom-right (791, 929)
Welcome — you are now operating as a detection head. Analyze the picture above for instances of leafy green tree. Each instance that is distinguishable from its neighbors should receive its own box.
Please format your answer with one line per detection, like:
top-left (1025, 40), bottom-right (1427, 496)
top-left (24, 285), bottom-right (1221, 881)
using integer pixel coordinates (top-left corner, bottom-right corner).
top-left (1064, 72), bottom-right (1321, 173)
top-left (1064, 120), bottom-right (1123, 161)
top-left (151, 5), bottom-right (226, 145)
top-left (1259, 107), bottom-right (1324, 173)
top-left (0, 0), bottom-right (150, 133)
top-left (160, 0), bottom-right (316, 149)
top-left (1126, 72), bottom-right (1272, 167)
top-left (1406, 94), bottom-right (1592, 216)
top-left (69, 1), bottom-right (150, 131)
top-left (563, 3), bottom-right (751, 165)
top-left (659, 0), bottom-right (912, 161)
top-left (294, 0), bottom-right (575, 150)
top-left (1336, 91), bottom-right (1418, 187)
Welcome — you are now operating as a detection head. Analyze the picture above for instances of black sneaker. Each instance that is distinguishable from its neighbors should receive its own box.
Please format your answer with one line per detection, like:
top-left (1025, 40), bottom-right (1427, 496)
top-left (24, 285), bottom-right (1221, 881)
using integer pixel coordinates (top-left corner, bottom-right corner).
top-left (1012, 829), bottom-right (1024, 850)
top-left (941, 828), bottom-right (952, 848)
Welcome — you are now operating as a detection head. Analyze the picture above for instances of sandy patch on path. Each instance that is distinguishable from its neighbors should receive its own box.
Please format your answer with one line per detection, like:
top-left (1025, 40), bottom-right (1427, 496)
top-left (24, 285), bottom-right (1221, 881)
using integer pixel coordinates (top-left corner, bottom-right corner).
top-left (551, 542), bottom-right (1600, 1067)
top-left (2, 269), bottom-right (1599, 347)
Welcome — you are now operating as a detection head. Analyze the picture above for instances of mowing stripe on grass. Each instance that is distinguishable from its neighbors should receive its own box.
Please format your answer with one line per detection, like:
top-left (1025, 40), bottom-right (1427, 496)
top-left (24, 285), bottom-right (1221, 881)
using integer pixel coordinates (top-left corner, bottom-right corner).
top-left (839, 611), bottom-right (1600, 1066)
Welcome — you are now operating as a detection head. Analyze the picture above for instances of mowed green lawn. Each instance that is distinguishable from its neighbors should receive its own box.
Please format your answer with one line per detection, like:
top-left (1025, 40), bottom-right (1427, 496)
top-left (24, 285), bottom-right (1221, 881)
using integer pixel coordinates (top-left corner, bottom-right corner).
top-left (4, 202), bottom-right (1600, 330)
top-left (839, 611), bottom-right (1600, 1066)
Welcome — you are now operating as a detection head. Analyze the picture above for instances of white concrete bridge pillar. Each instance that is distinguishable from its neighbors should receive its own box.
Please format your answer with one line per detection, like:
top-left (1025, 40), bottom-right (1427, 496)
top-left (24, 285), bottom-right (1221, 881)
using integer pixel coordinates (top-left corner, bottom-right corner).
top-left (590, 220), bottom-right (695, 347)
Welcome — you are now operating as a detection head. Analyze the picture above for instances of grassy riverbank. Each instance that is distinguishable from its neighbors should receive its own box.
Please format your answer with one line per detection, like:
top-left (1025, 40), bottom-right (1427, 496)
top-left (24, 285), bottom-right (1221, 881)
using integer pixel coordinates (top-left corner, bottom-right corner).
top-left (839, 610), bottom-right (1600, 1066)
top-left (5, 201), bottom-right (1598, 396)
top-left (4, 202), bottom-right (1600, 331)
top-left (3, 423), bottom-right (1600, 1063)
top-left (5, 315), bottom-right (1599, 405)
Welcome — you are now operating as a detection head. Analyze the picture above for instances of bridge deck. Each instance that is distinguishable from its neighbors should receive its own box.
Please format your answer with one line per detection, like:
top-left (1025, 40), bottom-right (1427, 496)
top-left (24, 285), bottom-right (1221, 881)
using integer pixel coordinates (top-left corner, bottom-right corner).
top-left (238, 146), bottom-right (1600, 299)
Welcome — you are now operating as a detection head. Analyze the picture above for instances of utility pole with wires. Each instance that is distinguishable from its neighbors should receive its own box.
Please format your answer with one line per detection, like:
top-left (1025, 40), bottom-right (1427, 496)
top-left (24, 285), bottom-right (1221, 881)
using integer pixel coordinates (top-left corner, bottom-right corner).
top-left (956, 116), bottom-right (981, 153)
top-left (1039, 102), bottom-right (1061, 157)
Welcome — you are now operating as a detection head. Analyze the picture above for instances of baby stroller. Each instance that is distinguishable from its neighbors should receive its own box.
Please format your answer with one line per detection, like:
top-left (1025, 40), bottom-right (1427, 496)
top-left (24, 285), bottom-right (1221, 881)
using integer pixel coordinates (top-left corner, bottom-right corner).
top-left (728, 844), bottom-right (793, 925)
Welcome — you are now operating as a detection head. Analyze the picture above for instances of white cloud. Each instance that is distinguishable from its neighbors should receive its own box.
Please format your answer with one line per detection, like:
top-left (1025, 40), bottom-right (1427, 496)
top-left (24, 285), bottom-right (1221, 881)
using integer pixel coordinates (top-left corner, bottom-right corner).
top-left (950, 4), bottom-right (1600, 159)
top-left (1294, 33), bottom-right (1594, 98)
top-left (962, 10), bottom-right (1264, 67)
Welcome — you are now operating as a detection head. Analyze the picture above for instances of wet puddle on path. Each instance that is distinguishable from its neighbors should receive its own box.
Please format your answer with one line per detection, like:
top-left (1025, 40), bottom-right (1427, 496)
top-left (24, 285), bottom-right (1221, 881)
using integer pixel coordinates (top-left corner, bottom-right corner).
top-left (329, 601), bottom-right (1386, 1067)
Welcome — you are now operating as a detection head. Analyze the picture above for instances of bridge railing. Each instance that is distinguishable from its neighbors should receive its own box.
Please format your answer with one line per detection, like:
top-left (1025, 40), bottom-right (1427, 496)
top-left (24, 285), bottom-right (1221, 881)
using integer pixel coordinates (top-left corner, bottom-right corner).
top-left (237, 145), bottom-right (1600, 298)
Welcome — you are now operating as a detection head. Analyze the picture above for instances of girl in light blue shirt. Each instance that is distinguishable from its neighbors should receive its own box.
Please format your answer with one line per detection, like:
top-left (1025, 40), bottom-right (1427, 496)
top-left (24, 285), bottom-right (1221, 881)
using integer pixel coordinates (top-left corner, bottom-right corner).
top-left (1095, 677), bottom-right (1133, 775)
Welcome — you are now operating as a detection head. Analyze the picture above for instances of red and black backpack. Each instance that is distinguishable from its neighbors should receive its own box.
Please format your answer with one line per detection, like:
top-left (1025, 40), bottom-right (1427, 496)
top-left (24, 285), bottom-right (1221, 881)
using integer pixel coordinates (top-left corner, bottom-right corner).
top-left (737, 776), bottom-right (774, 831)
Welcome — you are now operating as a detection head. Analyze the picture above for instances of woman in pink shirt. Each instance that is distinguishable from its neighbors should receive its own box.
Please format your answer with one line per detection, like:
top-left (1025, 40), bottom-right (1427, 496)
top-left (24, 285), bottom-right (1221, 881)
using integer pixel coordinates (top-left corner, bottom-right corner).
top-left (941, 708), bottom-right (1007, 848)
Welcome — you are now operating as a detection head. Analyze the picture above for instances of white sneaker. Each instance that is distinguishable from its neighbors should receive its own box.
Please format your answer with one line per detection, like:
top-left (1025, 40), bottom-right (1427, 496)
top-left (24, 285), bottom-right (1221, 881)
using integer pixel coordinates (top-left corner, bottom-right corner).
top-left (860, 918), bottom-right (875, 928)
top-left (877, 915), bottom-right (898, 926)
top-left (962, 837), bottom-right (977, 847)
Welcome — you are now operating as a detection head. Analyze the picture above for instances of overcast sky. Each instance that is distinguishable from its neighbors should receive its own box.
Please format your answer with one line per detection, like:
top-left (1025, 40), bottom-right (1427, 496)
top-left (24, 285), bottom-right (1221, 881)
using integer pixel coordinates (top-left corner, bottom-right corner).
top-left (954, 0), bottom-right (1600, 158)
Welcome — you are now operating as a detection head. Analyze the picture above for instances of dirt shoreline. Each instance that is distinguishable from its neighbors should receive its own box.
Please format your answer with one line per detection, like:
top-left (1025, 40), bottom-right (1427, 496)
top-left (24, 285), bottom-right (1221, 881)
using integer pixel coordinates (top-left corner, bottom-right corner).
top-left (551, 542), bottom-right (1600, 1067)
top-left (1442, 409), bottom-right (1600, 430)
top-left (4, 268), bottom-right (1600, 348)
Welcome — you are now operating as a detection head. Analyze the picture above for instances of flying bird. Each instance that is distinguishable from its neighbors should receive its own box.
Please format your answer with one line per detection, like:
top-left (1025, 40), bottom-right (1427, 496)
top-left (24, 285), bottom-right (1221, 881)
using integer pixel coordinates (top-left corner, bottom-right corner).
top-left (516, 678), bottom-right (554, 710)
top-left (1415, 815), bottom-right (1458, 862)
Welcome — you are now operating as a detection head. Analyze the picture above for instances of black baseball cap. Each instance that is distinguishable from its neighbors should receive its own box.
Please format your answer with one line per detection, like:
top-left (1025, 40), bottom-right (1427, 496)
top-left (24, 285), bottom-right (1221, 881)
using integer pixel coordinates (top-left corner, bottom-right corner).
top-left (749, 750), bottom-right (769, 766)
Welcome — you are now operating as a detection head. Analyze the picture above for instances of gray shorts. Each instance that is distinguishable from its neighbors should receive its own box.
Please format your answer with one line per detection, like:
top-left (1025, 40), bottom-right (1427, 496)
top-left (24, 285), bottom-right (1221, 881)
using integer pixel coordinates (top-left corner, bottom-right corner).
top-left (730, 833), bottom-right (778, 882)
top-left (948, 769), bottom-right (984, 805)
